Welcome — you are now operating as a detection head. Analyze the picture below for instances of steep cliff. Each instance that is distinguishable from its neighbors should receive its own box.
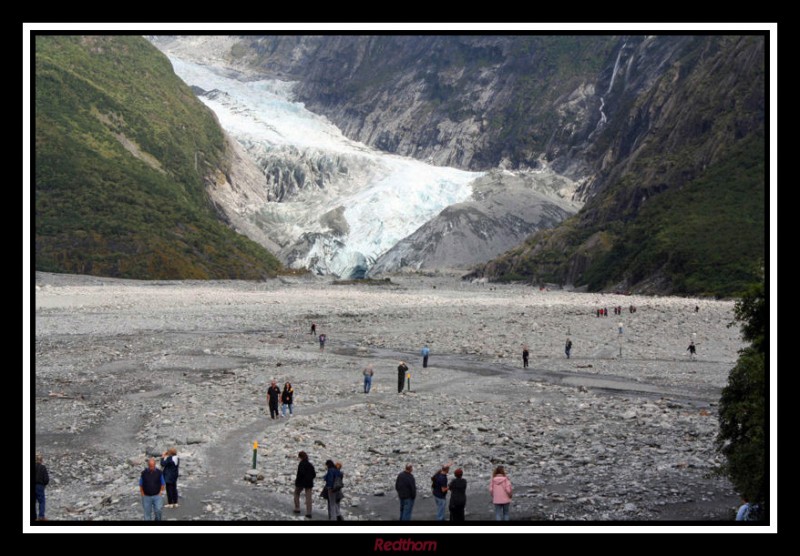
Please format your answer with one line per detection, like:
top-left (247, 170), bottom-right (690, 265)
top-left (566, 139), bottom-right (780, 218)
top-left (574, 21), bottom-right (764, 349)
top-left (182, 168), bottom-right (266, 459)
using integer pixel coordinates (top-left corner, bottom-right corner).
top-left (473, 36), bottom-right (765, 296)
top-left (35, 35), bottom-right (281, 279)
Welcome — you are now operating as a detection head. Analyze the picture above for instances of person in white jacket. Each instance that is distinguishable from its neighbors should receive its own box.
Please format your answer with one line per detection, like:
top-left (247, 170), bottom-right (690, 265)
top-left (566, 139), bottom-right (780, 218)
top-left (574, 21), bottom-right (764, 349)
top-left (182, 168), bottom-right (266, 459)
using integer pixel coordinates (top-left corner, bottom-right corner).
top-left (489, 465), bottom-right (512, 521)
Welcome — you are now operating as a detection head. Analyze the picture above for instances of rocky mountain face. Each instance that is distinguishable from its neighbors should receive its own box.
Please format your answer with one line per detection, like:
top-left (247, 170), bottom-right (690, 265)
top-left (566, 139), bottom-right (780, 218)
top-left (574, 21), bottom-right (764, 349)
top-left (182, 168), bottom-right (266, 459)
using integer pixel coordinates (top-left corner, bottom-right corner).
top-left (143, 35), bottom-right (764, 291)
top-left (472, 36), bottom-right (765, 296)
top-left (35, 36), bottom-right (281, 279)
top-left (369, 170), bottom-right (579, 274)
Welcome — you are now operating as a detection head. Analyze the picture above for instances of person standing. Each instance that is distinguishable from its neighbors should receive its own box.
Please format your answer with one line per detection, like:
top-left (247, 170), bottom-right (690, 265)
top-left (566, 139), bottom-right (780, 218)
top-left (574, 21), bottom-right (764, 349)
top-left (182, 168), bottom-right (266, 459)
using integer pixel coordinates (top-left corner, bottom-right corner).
top-left (687, 341), bottom-right (697, 360)
top-left (319, 333), bottom-right (327, 352)
top-left (160, 447), bottom-right (180, 508)
top-left (448, 468), bottom-right (467, 521)
top-left (323, 459), bottom-right (343, 521)
top-left (310, 322), bottom-right (317, 336)
top-left (34, 454), bottom-right (49, 521)
top-left (421, 345), bottom-right (430, 368)
top-left (489, 466), bottom-right (512, 521)
top-left (267, 380), bottom-right (281, 419)
top-left (395, 464), bottom-right (416, 520)
top-left (139, 457), bottom-right (165, 521)
top-left (281, 382), bottom-right (294, 417)
top-left (565, 339), bottom-right (572, 359)
top-left (397, 361), bottom-right (408, 393)
top-left (293, 451), bottom-right (316, 518)
top-left (363, 365), bottom-right (374, 394)
top-left (431, 465), bottom-right (450, 521)
top-left (522, 347), bottom-right (529, 368)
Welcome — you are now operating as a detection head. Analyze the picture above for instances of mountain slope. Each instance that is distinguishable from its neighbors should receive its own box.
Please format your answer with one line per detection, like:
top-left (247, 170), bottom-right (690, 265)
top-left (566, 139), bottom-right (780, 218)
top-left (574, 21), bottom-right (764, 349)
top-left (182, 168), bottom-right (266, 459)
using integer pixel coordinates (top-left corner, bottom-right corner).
top-left (471, 36), bottom-right (766, 295)
top-left (369, 170), bottom-right (579, 274)
top-left (35, 35), bottom-right (281, 279)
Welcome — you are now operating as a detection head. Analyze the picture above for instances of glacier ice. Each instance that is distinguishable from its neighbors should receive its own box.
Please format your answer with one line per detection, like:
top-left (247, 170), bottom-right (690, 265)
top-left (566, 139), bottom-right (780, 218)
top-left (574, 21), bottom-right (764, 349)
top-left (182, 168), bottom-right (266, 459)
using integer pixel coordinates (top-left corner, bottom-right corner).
top-left (167, 56), bottom-right (483, 278)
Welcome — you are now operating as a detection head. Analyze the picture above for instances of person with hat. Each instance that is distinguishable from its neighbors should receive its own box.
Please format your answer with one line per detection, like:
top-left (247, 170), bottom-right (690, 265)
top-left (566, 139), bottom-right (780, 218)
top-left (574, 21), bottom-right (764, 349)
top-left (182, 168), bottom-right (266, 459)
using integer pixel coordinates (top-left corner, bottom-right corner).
top-left (448, 468), bottom-right (467, 521)
top-left (431, 464), bottom-right (450, 521)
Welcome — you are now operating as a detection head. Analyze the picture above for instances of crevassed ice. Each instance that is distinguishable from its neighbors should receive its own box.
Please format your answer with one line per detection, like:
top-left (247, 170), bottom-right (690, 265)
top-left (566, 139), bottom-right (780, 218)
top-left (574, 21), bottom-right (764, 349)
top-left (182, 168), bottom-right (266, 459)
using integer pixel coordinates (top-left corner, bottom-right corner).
top-left (168, 56), bottom-right (482, 278)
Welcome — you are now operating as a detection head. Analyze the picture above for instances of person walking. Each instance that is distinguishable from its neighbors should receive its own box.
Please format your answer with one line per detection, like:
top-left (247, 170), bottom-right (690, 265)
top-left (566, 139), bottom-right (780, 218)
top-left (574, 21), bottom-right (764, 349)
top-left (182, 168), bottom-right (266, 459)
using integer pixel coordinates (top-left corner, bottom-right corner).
top-left (565, 339), bottom-right (573, 359)
top-left (397, 361), bottom-right (408, 393)
top-left (319, 333), bottom-right (327, 352)
top-left (323, 459), bottom-right (344, 521)
top-left (395, 464), bottom-right (417, 521)
top-left (281, 382), bottom-right (294, 417)
top-left (489, 465), bottom-right (512, 521)
top-left (687, 341), bottom-right (697, 360)
top-left (34, 454), bottom-right (49, 521)
top-left (363, 365), bottom-right (374, 394)
top-left (431, 465), bottom-right (450, 521)
top-left (421, 345), bottom-right (430, 368)
top-left (160, 447), bottom-right (180, 508)
top-left (448, 468), bottom-right (467, 521)
top-left (139, 457), bottom-right (165, 521)
top-left (267, 380), bottom-right (281, 419)
top-left (293, 451), bottom-right (316, 518)
top-left (522, 347), bottom-right (529, 368)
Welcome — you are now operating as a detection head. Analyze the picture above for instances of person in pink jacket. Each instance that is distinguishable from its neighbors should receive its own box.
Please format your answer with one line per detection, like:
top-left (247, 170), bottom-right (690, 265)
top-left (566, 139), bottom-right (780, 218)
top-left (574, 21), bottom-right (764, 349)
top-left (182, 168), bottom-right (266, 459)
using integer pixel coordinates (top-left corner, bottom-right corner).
top-left (489, 465), bottom-right (512, 521)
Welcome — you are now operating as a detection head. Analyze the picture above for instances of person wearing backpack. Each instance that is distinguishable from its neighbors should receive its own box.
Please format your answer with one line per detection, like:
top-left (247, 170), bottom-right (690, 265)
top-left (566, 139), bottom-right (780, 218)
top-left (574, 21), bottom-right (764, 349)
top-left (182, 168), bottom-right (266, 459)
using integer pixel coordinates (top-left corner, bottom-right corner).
top-left (34, 453), bottom-right (49, 521)
top-left (323, 459), bottom-right (344, 521)
top-left (294, 451), bottom-right (316, 518)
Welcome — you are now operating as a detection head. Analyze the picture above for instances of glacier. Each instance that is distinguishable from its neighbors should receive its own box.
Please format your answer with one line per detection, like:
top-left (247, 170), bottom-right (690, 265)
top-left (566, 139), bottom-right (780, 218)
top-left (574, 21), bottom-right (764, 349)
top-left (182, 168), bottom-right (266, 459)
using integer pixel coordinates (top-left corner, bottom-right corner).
top-left (167, 56), bottom-right (482, 278)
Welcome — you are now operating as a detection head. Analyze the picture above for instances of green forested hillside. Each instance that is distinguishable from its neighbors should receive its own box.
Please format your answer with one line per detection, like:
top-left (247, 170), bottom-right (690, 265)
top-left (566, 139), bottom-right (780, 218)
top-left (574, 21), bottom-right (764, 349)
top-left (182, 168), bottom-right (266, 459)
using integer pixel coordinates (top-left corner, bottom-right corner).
top-left (35, 35), bottom-right (281, 279)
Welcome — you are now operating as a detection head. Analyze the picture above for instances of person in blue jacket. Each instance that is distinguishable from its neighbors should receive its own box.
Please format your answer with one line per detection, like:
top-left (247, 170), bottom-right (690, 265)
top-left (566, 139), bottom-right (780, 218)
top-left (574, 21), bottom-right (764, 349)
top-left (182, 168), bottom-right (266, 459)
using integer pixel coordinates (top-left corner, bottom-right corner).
top-left (160, 447), bottom-right (180, 508)
top-left (421, 345), bottom-right (430, 368)
top-left (323, 459), bottom-right (344, 521)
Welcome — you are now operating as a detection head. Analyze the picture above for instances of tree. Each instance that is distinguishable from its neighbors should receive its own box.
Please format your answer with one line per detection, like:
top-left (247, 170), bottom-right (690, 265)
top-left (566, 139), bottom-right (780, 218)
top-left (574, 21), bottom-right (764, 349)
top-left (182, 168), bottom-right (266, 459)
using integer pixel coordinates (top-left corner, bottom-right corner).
top-left (716, 278), bottom-right (766, 507)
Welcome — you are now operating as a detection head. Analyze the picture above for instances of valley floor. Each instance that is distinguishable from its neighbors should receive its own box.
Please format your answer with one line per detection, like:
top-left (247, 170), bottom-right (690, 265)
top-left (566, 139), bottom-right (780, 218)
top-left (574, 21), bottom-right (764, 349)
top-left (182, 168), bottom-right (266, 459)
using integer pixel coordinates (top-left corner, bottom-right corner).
top-left (30, 272), bottom-right (747, 527)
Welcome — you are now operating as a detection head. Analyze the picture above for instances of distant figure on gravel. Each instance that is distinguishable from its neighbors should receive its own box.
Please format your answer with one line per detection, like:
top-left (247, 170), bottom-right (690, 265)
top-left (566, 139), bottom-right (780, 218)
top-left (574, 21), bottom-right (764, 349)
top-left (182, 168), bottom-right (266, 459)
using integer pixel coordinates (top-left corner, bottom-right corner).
top-left (139, 457), bottom-right (165, 521)
top-left (397, 361), bottom-right (408, 393)
top-left (34, 453), bottom-right (49, 521)
top-left (281, 382), bottom-right (294, 417)
top-left (421, 345), bottom-right (430, 368)
top-left (323, 459), bottom-right (344, 521)
top-left (687, 341), bottom-right (697, 360)
top-left (448, 468), bottom-right (467, 521)
top-left (319, 333), bottom-right (327, 352)
top-left (160, 447), bottom-right (180, 508)
top-left (395, 464), bottom-right (417, 521)
top-left (522, 347), bottom-right (529, 368)
top-left (363, 365), bottom-right (374, 394)
top-left (431, 465), bottom-right (450, 521)
top-left (489, 465), bottom-right (513, 521)
top-left (695, 306), bottom-right (700, 313)
top-left (310, 322), bottom-right (316, 336)
top-left (565, 339), bottom-right (573, 359)
top-left (294, 451), bottom-right (316, 518)
top-left (267, 380), bottom-right (281, 419)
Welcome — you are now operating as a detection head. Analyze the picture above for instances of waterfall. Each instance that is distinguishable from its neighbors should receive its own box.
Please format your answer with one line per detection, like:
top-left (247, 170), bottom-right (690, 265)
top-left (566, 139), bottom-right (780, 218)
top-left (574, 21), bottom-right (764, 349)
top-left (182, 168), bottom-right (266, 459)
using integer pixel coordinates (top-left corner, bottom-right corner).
top-left (607, 40), bottom-right (627, 95)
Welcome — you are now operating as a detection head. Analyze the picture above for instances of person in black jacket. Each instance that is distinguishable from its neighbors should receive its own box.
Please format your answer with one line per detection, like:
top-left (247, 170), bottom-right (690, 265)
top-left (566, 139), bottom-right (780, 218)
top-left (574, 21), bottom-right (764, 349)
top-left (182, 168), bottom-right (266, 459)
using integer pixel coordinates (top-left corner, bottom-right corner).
top-left (395, 464), bottom-right (417, 520)
top-left (267, 380), bottom-right (281, 419)
top-left (294, 451), bottom-right (316, 518)
top-left (160, 447), bottom-right (180, 508)
top-left (281, 382), bottom-right (294, 417)
top-left (448, 468), bottom-right (467, 521)
top-left (34, 454), bottom-right (49, 521)
top-left (397, 361), bottom-right (408, 393)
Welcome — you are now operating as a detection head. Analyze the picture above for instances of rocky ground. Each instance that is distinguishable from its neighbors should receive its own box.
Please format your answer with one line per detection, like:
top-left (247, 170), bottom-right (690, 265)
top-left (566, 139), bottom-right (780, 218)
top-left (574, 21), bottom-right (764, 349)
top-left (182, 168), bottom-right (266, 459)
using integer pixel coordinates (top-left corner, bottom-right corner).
top-left (31, 272), bottom-right (745, 523)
